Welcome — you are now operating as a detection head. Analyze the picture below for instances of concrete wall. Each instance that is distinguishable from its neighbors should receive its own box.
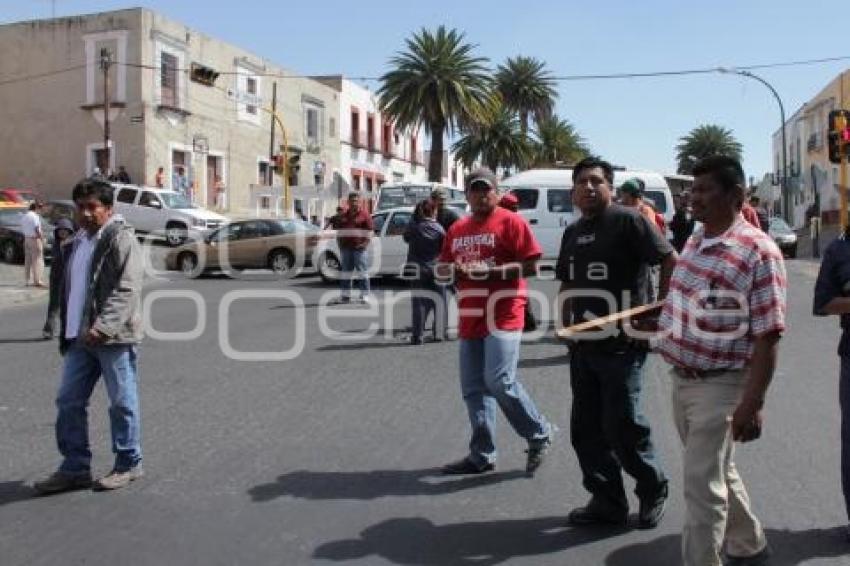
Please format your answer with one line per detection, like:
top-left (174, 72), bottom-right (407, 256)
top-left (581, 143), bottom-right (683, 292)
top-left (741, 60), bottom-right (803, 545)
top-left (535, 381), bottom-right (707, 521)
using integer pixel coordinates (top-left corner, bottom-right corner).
top-left (0, 9), bottom-right (146, 200)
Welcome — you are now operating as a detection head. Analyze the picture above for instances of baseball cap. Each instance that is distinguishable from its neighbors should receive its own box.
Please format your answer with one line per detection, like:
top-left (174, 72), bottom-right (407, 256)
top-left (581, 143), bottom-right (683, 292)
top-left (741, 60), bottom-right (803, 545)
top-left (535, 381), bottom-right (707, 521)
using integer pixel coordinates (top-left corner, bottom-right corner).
top-left (466, 167), bottom-right (499, 191)
top-left (430, 187), bottom-right (448, 199)
top-left (499, 193), bottom-right (519, 208)
top-left (620, 178), bottom-right (645, 197)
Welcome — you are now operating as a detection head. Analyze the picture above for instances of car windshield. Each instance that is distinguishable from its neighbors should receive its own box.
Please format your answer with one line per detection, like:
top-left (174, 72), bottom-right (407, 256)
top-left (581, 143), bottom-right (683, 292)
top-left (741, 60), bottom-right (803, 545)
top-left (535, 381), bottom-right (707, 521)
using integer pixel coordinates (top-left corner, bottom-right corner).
top-left (769, 217), bottom-right (793, 233)
top-left (159, 192), bottom-right (194, 209)
top-left (0, 209), bottom-right (25, 225)
top-left (377, 186), bottom-right (433, 209)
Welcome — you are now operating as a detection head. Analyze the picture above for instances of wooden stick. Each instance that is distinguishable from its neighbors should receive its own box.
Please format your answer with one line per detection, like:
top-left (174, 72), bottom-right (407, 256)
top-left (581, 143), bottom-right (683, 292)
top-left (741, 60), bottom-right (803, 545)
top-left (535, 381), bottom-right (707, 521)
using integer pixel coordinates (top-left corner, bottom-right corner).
top-left (556, 301), bottom-right (663, 340)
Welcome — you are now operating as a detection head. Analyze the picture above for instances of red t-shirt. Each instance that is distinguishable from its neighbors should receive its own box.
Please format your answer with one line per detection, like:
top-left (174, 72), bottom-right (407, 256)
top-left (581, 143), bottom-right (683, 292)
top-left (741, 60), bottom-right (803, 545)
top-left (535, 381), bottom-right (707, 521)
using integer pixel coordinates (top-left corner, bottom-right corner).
top-left (336, 209), bottom-right (373, 250)
top-left (439, 207), bottom-right (542, 339)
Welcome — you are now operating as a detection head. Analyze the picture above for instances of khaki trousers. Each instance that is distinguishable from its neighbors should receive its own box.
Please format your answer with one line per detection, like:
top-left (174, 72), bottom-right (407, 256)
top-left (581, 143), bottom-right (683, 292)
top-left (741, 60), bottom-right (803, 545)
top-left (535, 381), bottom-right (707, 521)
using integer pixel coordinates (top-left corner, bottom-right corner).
top-left (671, 369), bottom-right (767, 566)
top-left (24, 237), bottom-right (44, 286)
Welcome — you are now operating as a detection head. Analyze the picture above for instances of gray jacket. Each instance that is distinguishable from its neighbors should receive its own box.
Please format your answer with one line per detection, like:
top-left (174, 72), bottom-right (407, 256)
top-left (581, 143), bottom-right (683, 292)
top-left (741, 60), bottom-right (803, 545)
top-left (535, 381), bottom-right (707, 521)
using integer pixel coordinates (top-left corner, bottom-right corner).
top-left (59, 219), bottom-right (143, 354)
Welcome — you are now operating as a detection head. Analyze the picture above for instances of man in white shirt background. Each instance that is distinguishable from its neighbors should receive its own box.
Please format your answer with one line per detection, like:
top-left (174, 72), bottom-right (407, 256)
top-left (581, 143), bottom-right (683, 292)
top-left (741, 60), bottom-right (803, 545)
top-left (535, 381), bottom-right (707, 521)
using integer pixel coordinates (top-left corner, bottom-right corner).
top-left (21, 201), bottom-right (45, 287)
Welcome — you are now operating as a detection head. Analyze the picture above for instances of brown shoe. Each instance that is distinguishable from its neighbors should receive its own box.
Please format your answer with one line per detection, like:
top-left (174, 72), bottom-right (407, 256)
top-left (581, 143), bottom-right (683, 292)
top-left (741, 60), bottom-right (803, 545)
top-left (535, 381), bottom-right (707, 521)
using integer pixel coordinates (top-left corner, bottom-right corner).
top-left (93, 468), bottom-right (144, 491)
top-left (33, 471), bottom-right (92, 495)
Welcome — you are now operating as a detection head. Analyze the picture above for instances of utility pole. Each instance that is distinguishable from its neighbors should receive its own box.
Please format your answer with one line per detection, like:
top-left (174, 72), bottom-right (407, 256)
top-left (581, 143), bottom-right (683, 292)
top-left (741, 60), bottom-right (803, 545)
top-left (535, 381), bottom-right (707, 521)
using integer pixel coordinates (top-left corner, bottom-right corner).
top-left (268, 82), bottom-right (277, 186)
top-left (100, 48), bottom-right (112, 176)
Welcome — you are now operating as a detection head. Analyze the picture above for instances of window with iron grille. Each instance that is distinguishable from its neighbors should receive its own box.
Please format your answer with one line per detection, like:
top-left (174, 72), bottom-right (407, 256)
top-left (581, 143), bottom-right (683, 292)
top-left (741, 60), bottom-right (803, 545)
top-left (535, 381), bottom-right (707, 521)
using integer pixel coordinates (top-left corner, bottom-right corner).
top-left (161, 52), bottom-right (179, 107)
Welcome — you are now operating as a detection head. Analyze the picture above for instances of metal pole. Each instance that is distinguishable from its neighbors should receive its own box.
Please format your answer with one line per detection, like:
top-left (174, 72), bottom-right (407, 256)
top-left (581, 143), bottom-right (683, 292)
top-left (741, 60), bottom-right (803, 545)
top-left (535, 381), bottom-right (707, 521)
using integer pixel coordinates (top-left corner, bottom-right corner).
top-left (737, 70), bottom-right (789, 223)
top-left (268, 82), bottom-right (277, 186)
top-left (101, 48), bottom-right (111, 176)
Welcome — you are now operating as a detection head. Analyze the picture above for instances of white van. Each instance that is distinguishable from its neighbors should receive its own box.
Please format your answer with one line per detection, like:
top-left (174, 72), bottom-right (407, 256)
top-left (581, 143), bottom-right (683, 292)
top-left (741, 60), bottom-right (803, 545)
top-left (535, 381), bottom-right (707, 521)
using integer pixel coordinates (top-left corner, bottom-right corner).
top-left (375, 182), bottom-right (465, 211)
top-left (500, 168), bottom-right (675, 259)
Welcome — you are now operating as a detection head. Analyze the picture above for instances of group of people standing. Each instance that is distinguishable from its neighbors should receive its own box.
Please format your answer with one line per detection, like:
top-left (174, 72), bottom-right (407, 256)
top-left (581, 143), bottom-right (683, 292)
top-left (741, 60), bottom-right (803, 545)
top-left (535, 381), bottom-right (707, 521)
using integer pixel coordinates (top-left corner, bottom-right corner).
top-left (428, 157), bottom-right (785, 566)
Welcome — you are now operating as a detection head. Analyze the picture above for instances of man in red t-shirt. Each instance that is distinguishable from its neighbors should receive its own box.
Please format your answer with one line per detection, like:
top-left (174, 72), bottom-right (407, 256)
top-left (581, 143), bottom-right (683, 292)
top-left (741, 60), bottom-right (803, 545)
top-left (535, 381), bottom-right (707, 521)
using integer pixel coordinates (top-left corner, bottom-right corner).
top-left (436, 167), bottom-right (552, 476)
top-left (335, 192), bottom-right (374, 304)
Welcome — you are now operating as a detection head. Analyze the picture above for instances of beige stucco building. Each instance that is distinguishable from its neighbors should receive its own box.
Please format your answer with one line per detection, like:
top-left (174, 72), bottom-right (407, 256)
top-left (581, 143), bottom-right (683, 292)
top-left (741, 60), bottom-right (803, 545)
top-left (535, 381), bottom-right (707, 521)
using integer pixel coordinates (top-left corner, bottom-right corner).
top-left (0, 8), bottom-right (341, 217)
top-left (772, 70), bottom-right (850, 227)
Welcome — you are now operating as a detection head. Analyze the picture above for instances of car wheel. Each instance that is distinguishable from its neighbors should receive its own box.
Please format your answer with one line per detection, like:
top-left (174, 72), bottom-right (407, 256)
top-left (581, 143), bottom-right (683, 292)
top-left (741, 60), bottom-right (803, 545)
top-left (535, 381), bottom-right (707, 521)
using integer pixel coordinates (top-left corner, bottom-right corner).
top-left (178, 252), bottom-right (201, 278)
top-left (1, 240), bottom-right (18, 263)
top-left (269, 249), bottom-right (295, 276)
top-left (166, 223), bottom-right (188, 247)
top-left (318, 252), bottom-right (340, 284)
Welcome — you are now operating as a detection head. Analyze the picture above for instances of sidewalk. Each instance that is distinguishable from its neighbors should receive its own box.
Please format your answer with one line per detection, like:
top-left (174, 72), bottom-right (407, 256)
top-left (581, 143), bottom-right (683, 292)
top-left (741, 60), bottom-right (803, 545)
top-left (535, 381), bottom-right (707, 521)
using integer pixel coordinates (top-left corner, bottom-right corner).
top-left (0, 262), bottom-right (48, 309)
top-left (796, 222), bottom-right (842, 261)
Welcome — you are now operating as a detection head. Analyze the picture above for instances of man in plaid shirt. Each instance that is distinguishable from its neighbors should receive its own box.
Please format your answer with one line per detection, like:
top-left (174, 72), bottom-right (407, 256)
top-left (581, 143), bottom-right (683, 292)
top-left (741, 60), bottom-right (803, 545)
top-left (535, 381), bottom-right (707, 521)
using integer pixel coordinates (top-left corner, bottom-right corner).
top-left (656, 156), bottom-right (786, 566)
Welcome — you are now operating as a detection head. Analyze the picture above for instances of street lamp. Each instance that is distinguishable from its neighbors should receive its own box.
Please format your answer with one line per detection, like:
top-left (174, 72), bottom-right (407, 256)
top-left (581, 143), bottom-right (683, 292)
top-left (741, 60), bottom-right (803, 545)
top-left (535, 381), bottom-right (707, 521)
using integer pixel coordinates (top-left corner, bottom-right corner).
top-left (717, 67), bottom-right (789, 223)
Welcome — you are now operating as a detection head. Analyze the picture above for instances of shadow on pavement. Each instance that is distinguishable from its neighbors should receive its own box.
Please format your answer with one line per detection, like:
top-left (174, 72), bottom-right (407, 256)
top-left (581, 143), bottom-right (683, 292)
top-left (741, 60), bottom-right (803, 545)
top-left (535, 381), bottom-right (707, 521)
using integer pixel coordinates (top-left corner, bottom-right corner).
top-left (517, 355), bottom-right (567, 370)
top-left (0, 480), bottom-right (36, 506)
top-left (248, 468), bottom-right (527, 502)
top-left (604, 528), bottom-right (850, 566)
top-left (313, 516), bottom-right (626, 565)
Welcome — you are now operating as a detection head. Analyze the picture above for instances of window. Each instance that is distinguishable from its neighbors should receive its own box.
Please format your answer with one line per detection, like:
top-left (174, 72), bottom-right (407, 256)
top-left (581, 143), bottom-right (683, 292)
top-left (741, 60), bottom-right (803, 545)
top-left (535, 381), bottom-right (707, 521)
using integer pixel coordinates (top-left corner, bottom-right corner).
top-left (116, 188), bottom-right (137, 204)
top-left (139, 192), bottom-right (162, 208)
top-left (410, 136), bottom-right (417, 163)
top-left (329, 117), bottom-right (336, 138)
top-left (382, 121), bottom-right (392, 156)
top-left (258, 161), bottom-right (270, 185)
top-left (306, 107), bottom-right (319, 144)
top-left (365, 177), bottom-right (373, 192)
top-left (386, 212), bottom-right (412, 236)
top-left (246, 77), bottom-right (257, 115)
top-left (371, 213), bottom-right (388, 234)
top-left (547, 189), bottom-right (573, 213)
top-left (352, 174), bottom-right (361, 190)
top-left (510, 188), bottom-right (539, 210)
top-left (367, 114), bottom-right (375, 151)
top-left (351, 109), bottom-right (360, 146)
top-left (216, 223), bottom-right (244, 241)
top-left (241, 220), bottom-right (270, 239)
top-left (161, 52), bottom-right (179, 108)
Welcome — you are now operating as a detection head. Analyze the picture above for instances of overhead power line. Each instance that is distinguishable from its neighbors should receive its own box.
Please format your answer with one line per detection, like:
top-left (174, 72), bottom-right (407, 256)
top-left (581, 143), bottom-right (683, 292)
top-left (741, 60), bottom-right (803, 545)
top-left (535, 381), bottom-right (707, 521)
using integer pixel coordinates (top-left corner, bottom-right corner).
top-left (2, 54), bottom-right (850, 87)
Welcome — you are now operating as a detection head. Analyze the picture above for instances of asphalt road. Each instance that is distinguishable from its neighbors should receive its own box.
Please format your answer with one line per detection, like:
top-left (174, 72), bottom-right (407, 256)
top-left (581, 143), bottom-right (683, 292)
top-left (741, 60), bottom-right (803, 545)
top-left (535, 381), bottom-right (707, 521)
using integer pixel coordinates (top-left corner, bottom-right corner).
top-left (1, 258), bottom-right (849, 565)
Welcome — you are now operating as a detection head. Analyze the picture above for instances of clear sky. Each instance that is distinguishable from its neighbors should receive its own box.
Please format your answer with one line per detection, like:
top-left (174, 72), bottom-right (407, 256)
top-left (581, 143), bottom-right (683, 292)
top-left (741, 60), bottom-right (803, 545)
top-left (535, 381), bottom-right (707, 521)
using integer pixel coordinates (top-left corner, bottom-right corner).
top-left (2, 0), bottom-right (848, 180)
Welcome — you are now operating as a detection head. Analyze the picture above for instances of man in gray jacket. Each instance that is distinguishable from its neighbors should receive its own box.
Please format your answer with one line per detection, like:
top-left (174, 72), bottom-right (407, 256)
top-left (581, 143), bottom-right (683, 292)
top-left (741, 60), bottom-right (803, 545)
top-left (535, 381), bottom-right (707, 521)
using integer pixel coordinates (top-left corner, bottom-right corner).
top-left (34, 178), bottom-right (144, 494)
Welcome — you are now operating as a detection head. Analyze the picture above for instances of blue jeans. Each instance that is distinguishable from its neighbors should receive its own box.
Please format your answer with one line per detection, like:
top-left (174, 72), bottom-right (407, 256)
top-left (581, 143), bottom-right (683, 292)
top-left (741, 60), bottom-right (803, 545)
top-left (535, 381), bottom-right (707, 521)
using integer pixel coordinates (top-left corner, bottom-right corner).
top-left (410, 274), bottom-right (448, 341)
top-left (569, 344), bottom-right (667, 506)
top-left (841, 355), bottom-right (850, 521)
top-left (339, 248), bottom-right (370, 300)
top-left (459, 331), bottom-right (550, 466)
top-left (56, 340), bottom-right (142, 474)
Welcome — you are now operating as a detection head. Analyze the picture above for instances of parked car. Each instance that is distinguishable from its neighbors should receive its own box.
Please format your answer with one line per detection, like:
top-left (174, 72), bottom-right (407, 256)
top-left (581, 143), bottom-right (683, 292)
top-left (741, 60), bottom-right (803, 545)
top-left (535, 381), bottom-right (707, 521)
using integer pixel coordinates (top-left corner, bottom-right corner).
top-left (165, 218), bottom-right (331, 278)
top-left (0, 207), bottom-right (54, 263)
top-left (317, 206), bottom-right (469, 283)
top-left (375, 183), bottom-right (465, 211)
top-left (0, 188), bottom-right (42, 205)
top-left (41, 199), bottom-right (77, 225)
top-left (112, 184), bottom-right (227, 246)
top-left (500, 168), bottom-right (676, 258)
top-left (768, 216), bottom-right (797, 258)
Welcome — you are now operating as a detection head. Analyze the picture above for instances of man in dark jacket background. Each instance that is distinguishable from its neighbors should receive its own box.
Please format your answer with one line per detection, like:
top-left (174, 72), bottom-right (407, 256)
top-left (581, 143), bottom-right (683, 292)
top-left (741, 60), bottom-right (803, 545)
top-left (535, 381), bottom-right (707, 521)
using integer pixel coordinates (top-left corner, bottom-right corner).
top-left (42, 218), bottom-right (76, 339)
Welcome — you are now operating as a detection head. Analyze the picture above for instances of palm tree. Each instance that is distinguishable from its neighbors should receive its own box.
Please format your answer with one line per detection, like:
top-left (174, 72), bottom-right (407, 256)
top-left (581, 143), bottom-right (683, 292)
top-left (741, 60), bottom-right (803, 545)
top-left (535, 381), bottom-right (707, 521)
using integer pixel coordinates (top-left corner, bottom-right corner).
top-left (452, 104), bottom-right (531, 172)
top-left (378, 26), bottom-right (493, 182)
top-left (495, 55), bottom-right (558, 137)
top-left (676, 124), bottom-right (743, 175)
top-left (531, 115), bottom-right (589, 167)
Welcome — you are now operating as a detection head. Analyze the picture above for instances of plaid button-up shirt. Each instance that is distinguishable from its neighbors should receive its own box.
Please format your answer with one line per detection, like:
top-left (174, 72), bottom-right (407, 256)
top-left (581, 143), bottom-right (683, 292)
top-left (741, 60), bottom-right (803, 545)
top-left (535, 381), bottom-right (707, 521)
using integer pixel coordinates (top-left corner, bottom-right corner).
top-left (656, 216), bottom-right (786, 370)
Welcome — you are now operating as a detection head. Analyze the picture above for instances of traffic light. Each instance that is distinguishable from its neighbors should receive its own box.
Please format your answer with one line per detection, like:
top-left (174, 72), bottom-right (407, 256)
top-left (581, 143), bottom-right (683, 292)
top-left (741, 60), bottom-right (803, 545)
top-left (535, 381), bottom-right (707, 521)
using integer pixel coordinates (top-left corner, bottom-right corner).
top-left (190, 63), bottom-right (220, 86)
top-left (828, 109), bottom-right (850, 164)
top-left (272, 154), bottom-right (284, 175)
top-left (287, 153), bottom-right (301, 174)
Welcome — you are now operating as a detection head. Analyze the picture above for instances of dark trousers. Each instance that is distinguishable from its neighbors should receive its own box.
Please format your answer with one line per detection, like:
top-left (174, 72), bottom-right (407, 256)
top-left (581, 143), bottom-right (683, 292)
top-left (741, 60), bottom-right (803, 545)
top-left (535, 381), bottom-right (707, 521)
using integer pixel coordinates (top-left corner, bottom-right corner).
top-left (841, 355), bottom-right (850, 521)
top-left (570, 344), bottom-right (668, 507)
top-left (410, 274), bottom-right (447, 341)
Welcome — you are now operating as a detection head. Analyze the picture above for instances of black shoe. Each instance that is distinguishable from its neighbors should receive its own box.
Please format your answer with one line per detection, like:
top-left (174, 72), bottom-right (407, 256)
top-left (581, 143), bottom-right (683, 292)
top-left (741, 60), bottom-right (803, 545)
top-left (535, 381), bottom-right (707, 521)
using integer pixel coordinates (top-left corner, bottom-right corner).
top-left (441, 457), bottom-right (494, 475)
top-left (525, 438), bottom-right (551, 477)
top-left (567, 497), bottom-right (629, 526)
top-left (638, 487), bottom-right (668, 529)
top-left (725, 545), bottom-right (772, 565)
